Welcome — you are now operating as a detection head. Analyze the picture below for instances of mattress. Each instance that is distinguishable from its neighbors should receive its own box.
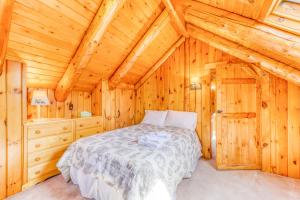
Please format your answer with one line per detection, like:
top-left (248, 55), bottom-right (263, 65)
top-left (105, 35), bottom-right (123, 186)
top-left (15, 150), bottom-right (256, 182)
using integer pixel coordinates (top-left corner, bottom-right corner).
top-left (57, 124), bottom-right (202, 200)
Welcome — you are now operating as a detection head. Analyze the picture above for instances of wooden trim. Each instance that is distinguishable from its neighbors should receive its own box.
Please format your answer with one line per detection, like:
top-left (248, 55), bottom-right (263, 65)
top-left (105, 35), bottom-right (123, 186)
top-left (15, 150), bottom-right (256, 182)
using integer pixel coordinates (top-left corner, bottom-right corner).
top-left (0, 0), bottom-right (14, 75)
top-left (217, 164), bottom-right (261, 170)
top-left (162, 0), bottom-right (188, 37)
top-left (55, 0), bottom-right (125, 101)
top-left (108, 9), bottom-right (170, 89)
top-left (134, 36), bottom-right (185, 90)
top-left (187, 24), bottom-right (300, 86)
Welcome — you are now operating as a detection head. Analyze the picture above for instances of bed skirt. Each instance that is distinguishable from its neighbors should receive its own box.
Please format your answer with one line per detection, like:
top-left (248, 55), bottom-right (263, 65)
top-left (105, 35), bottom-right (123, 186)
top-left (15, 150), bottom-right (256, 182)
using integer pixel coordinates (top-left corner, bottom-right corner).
top-left (70, 167), bottom-right (123, 200)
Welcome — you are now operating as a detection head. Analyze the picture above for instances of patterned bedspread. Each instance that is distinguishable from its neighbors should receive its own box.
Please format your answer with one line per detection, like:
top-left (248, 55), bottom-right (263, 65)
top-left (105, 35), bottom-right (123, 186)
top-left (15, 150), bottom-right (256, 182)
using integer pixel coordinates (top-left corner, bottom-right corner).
top-left (57, 124), bottom-right (201, 200)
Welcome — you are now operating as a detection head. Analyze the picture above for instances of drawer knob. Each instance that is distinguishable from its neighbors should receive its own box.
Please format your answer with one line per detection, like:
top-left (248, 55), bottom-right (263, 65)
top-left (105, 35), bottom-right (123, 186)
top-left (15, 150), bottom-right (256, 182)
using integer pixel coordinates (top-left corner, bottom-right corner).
top-left (35, 157), bottom-right (41, 162)
top-left (35, 144), bottom-right (41, 148)
top-left (35, 130), bottom-right (41, 134)
top-left (79, 124), bottom-right (83, 127)
top-left (62, 138), bottom-right (68, 142)
top-left (62, 127), bottom-right (68, 130)
top-left (35, 170), bottom-right (41, 175)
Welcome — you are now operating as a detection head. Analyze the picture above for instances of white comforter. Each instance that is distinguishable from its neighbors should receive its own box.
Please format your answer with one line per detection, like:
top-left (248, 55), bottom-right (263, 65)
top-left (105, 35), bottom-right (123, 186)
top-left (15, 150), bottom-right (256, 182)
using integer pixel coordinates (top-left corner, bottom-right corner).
top-left (57, 124), bottom-right (201, 200)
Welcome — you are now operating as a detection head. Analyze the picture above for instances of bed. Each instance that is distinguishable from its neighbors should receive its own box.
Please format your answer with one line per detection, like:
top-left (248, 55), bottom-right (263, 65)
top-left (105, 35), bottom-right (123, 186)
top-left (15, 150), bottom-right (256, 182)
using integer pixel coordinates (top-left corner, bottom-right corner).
top-left (57, 118), bottom-right (201, 200)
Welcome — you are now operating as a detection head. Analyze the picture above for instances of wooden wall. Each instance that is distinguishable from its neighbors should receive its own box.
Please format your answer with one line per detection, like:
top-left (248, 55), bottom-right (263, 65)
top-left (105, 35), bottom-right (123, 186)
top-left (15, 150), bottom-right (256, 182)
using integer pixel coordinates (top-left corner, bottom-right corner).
top-left (102, 80), bottom-right (135, 131)
top-left (261, 73), bottom-right (300, 179)
top-left (0, 60), bottom-right (25, 199)
top-left (135, 38), bottom-right (300, 179)
top-left (135, 38), bottom-right (239, 159)
top-left (27, 89), bottom-right (93, 120)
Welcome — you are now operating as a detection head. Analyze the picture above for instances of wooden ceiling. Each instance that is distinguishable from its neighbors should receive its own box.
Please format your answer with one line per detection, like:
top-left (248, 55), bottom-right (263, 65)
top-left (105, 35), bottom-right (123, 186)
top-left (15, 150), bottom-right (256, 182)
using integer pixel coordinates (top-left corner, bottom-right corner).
top-left (6, 0), bottom-right (104, 89)
top-left (188, 0), bottom-right (267, 19)
top-left (2, 0), bottom-right (300, 100)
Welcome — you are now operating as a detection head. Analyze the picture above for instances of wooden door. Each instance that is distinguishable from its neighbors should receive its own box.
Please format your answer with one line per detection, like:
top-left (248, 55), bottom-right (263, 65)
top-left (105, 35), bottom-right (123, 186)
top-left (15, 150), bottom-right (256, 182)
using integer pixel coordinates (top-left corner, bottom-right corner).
top-left (216, 63), bottom-right (261, 170)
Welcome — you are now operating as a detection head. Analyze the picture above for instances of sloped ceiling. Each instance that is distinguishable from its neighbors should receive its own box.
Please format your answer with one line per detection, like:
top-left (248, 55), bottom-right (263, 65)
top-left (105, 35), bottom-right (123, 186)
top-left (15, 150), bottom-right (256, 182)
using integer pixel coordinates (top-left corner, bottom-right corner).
top-left (3, 0), bottom-right (300, 94)
top-left (6, 0), bottom-right (104, 89)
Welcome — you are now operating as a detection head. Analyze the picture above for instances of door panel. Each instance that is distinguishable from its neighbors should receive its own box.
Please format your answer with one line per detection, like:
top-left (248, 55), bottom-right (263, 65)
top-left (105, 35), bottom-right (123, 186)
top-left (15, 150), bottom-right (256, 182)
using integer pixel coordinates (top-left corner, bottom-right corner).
top-left (216, 63), bottom-right (261, 170)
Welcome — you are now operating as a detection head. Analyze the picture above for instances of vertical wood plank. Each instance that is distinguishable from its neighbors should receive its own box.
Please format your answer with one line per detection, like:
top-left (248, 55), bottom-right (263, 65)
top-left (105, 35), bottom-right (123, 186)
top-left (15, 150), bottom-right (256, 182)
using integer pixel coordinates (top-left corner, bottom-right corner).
top-left (92, 82), bottom-right (102, 116)
top-left (56, 102), bottom-right (64, 118)
top-left (77, 91), bottom-right (84, 115)
top-left (275, 77), bottom-right (288, 176)
top-left (6, 60), bottom-right (22, 196)
top-left (0, 61), bottom-right (6, 199)
top-left (64, 93), bottom-right (72, 118)
top-left (270, 75), bottom-right (277, 173)
top-left (288, 83), bottom-right (300, 178)
top-left (47, 89), bottom-right (57, 118)
top-left (22, 65), bottom-right (27, 123)
top-left (71, 91), bottom-right (79, 118)
top-left (261, 72), bottom-right (271, 172)
top-left (83, 92), bottom-right (91, 112)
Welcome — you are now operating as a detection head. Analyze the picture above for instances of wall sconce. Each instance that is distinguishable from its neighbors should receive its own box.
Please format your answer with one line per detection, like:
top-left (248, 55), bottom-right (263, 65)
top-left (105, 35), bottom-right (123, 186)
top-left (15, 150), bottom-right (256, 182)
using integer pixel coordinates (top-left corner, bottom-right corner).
top-left (211, 82), bottom-right (216, 90)
top-left (190, 77), bottom-right (201, 90)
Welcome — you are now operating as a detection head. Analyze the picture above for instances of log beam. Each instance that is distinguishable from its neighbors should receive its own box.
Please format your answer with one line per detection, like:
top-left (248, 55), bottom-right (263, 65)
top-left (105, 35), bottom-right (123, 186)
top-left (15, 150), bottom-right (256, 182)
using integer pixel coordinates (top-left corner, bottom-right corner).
top-left (0, 0), bottom-right (14, 75)
top-left (183, 0), bottom-right (300, 70)
top-left (188, 24), bottom-right (300, 86)
top-left (108, 9), bottom-right (170, 89)
top-left (55, 0), bottom-right (125, 102)
top-left (135, 36), bottom-right (185, 89)
top-left (162, 0), bottom-right (188, 37)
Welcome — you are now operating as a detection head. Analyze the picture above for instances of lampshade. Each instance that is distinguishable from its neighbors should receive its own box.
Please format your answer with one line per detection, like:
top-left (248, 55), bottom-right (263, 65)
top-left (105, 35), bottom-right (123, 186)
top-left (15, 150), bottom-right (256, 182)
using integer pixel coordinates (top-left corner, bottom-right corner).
top-left (31, 90), bottom-right (50, 106)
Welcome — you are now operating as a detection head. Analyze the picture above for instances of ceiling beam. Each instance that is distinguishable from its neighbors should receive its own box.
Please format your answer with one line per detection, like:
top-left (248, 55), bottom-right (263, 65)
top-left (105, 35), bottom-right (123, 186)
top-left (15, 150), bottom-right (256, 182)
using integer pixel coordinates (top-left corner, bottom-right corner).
top-left (188, 24), bottom-right (300, 86)
top-left (162, 0), bottom-right (188, 37)
top-left (55, 0), bottom-right (125, 102)
top-left (0, 0), bottom-right (14, 75)
top-left (258, 0), bottom-right (280, 19)
top-left (108, 9), bottom-right (170, 89)
top-left (183, 0), bottom-right (300, 70)
top-left (135, 36), bottom-right (185, 89)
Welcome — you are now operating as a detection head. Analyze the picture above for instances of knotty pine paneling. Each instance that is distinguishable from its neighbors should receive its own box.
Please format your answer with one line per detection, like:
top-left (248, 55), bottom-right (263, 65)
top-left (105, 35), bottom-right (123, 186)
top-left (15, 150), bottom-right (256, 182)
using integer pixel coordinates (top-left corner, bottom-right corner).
top-left (102, 80), bottom-right (135, 131)
top-left (0, 62), bottom-right (7, 199)
top-left (27, 89), bottom-right (92, 120)
top-left (135, 38), bottom-right (239, 159)
top-left (0, 61), bottom-right (25, 198)
top-left (261, 73), bottom-right (300, 179)
top-left (6, 61), bottom-right (23, 195)
top-left (136, 38), bottom-right (300, 179)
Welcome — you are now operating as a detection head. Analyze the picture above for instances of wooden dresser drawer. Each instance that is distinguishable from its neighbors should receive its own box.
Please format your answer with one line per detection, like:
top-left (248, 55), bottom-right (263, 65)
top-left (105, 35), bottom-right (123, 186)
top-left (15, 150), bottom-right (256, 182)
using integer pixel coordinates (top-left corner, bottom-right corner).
top-left (28, 159), bottom-right (59, 181)
top-left (28, 133), bottom-right (73, 153)
top-left (28, 144), bottom-right (69, 167)
top-left (76, 127), bottom-right (102, 140)
top-left (76, 117), bottom-right (102, 130)
top-left (28, 122), bottom-right (72, 139)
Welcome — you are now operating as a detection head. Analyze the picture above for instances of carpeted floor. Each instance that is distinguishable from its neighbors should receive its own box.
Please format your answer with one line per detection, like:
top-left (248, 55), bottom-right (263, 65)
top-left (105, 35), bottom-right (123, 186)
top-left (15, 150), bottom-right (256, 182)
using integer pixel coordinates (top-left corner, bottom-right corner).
top-left (8, 159), bottom-right (300, 200)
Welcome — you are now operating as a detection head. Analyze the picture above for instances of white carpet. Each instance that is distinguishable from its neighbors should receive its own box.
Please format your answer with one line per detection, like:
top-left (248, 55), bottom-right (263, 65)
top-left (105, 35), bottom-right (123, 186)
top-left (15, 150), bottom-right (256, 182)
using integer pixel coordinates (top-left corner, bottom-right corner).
top-left (8, 160), bottom-right (300, 200)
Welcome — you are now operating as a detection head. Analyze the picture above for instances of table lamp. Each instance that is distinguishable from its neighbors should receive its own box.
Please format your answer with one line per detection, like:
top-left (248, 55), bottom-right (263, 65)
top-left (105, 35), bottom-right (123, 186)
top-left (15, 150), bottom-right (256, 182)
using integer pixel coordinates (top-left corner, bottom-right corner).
top-left (31, 90), bottom-right (50, 119)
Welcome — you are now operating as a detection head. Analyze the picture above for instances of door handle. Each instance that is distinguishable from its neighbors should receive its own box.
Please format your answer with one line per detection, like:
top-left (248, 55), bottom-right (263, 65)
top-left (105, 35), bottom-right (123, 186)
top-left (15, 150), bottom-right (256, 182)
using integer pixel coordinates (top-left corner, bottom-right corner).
top-left (217, 110), bottom-right (223, 114)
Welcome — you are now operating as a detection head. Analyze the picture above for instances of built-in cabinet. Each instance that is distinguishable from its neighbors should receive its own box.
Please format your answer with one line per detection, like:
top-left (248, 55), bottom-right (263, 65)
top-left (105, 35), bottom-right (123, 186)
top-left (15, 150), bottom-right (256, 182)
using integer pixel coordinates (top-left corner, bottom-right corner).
top-left (23, 116), bottom-right (103, 189)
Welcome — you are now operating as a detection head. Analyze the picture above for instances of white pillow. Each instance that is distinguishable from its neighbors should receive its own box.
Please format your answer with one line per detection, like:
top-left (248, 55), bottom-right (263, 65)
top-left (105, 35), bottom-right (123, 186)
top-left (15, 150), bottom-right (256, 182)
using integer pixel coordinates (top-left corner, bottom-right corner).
top-left (165, 110), bottom-right (197, 130)
top-left (141, 110), bottom-right (168, 126)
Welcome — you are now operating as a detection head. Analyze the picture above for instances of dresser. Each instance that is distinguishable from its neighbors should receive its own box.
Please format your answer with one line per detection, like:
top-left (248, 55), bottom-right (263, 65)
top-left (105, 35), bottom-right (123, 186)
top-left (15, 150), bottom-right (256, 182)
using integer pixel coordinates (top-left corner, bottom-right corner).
top-left (75, 116), bottom-right (103, 140)
top-left (22, 116), bottom-right (103, 190)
